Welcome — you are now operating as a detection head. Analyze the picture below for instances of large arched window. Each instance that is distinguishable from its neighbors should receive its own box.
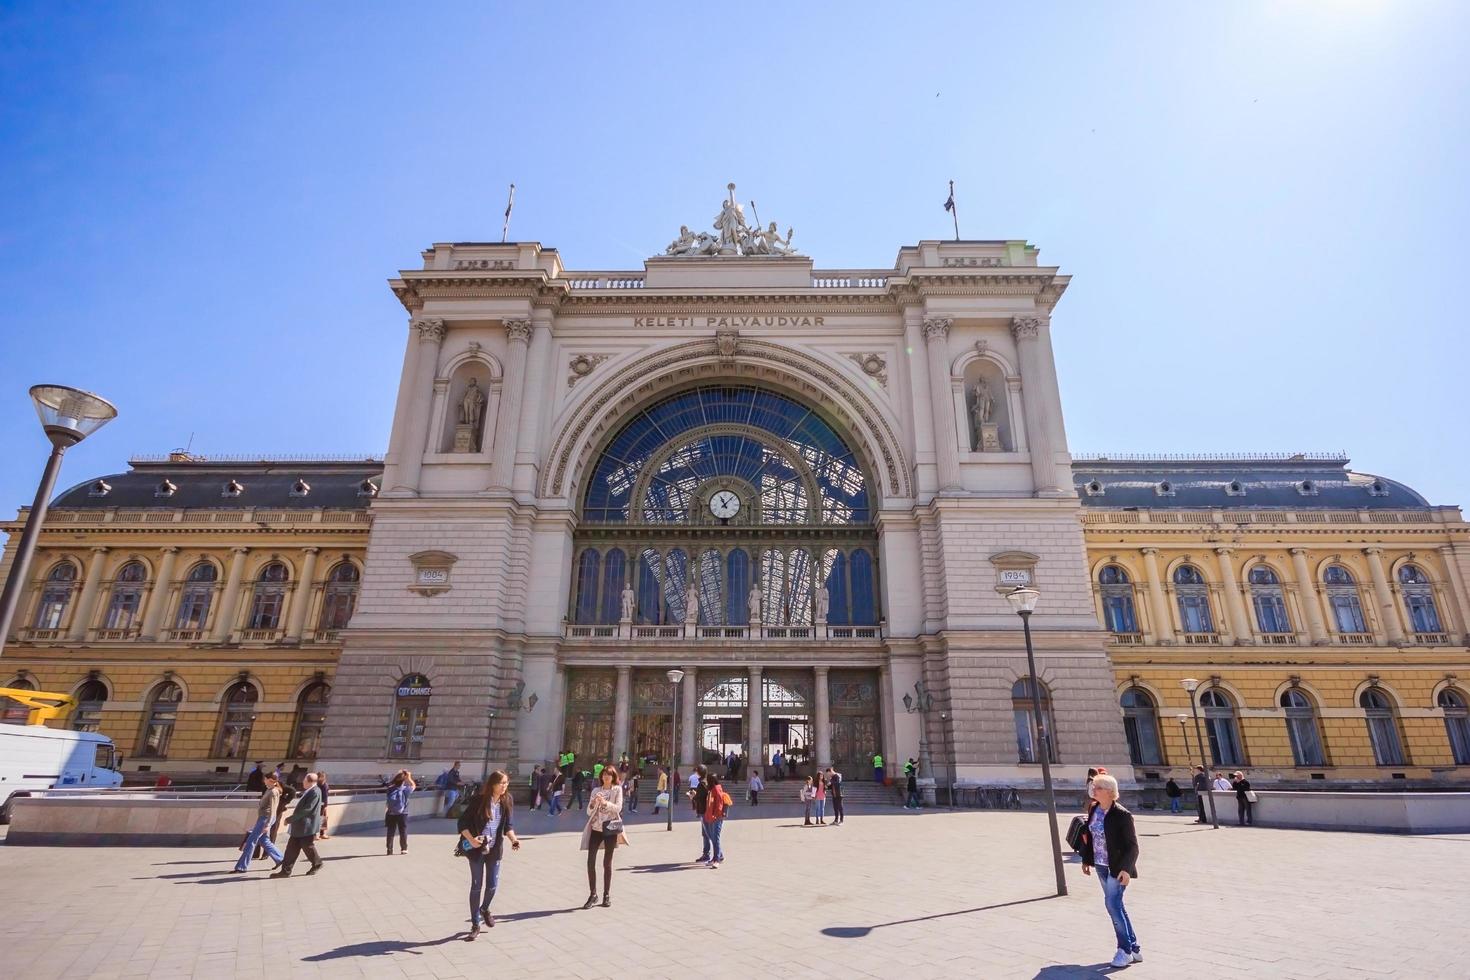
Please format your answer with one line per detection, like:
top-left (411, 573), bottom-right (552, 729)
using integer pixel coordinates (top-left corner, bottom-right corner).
top-left (318, 562), bottom-right (360, 632)
top-left (174, 562), bottom-right (218, 633)
top-left (32, 561), bottom-right (78, 631)
top-left (1173, 565), bottom-right (1214, 634)
top-left (1280, 689), bottom-right (1325, 766)
top-left (1248, 566), bottom-right (1292, 635)
top-left (1360, 688), bottom-right (1406, 766)
top-left (1324, 565), bottom-right (1368, 635)
top-left (1398, 565), bottom-right (1443, 635)
top-left (1120, 687), bottom-right (1162, 765)
top-left (71, 679), bottom-right (108, 733)
top-left (389, 674), bottom-right (431, 760)
top-left (214, 681), bottom-right (258, 758)
top-left (246, 562), bottom-right (289, 631)
top-left (1099, 565), bottom-right (1138, 634)
top-left (2, 676), bottom-right (36, 725)
top-left (138, 681), bottom-right (183, 757)
top-left (1439, 688), bottom-right (1470, 765)
top-left (103, 560), bottom-right (148, 632)
top-left (291, 682), bottom-right (330, 759)
top-left (1199, 688), bottom-right (1244, 766)
top-left (1012, 677), bottom-right (1058, 764)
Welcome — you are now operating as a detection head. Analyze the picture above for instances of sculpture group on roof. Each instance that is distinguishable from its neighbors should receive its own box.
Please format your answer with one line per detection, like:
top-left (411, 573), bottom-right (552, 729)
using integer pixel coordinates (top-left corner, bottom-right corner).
top-left (664, 183), bottom-right (797, 257)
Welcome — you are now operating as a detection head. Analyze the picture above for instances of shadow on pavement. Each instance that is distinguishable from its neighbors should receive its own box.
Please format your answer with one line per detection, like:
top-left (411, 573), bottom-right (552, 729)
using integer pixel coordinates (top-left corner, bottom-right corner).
top-left (628, 862), bottom-right (696, 874)
top-left (302, 936), bottom-right (462, 961)
top-left (496, 907), bottom-right (583, 922)
top-left (821, 895), bottom-right (1057, 938)
top-left (143, 854), bottom-right (376, 882)
top-left (1033, 964), bottom-right (1120, 977)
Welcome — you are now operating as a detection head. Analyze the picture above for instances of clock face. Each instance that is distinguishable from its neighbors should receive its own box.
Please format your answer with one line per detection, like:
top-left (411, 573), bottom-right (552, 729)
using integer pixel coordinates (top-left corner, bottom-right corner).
top-left (708, 490), bottom-right (741, 520)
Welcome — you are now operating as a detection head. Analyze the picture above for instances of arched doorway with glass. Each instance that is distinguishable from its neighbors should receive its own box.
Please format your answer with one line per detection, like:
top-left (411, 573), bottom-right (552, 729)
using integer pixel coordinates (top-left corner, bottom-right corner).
top-left (762, 670), bottom-right (814, 777)
top-left (698, 673), bottom-right (748, 770)
top-left (629, 669), bottom-right (676, 767)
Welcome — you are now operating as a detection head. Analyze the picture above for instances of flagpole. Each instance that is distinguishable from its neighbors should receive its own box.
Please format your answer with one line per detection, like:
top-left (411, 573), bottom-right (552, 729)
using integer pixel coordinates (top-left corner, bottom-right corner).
top-left (949, 180), bottom-right (960, 241)
top-left (501, 183), bottom-right (516, 243)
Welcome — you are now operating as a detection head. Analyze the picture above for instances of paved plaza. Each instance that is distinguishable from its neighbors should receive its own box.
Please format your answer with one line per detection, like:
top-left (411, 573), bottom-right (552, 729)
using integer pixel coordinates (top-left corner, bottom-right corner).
top-left (2, 800), bottom-right (1465, 979)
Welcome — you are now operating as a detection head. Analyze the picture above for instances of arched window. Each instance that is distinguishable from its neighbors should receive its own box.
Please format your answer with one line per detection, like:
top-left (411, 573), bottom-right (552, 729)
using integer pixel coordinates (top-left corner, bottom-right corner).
top-left (726, 549), bottom-right (751, 625)
top-left (291, 682), bottom-right (330, 759)
top-left (1439, 689), bottom-right (1470, 765)
top-left (389, 674), bottom-right (431, 760)
top-left (1173, 565), bottom-right (1214, 634)
top-left (1280, 689), bottom-right (1325, 766)
top-left (214, 681), bottom-right (258, 758)
top-left (174, 562), bottom-right (218, 633)
top-left (1012, 677), bottom-right (1058, 764)
top-left (103, 560), bottom-right (147, 631)
top-left (1199, 689), bottom-right (1244, 766)
top-left (71, 679), bottom-right (108, 733)
top-left (1099, 565), bottom-right (1138, 634)
top-left (1120, 687), bottom-right (1162, 765)
top-left (600, 549), bottom-right (628, 624)
top-left (137, 681), bottom-right (182, 757)
top-left (1360, 688), bottom-right (1406, 766)
top-left (32, 561), bottom-right (78, 630)
top-left (2, 676), bottom-right (36, 725)
top-left (1398, 565), bottom-right (1443, 635)
top-left (318, 562), bottom-right (360, 632)
top-left (573, 549), bottom-right (601, 624)
top-left (246, 562), bottom-right (289, 631)
top-left (1324, 565), bottom-right (1368, 635)
top-left (1248, 566), bottom-right (1291, 634)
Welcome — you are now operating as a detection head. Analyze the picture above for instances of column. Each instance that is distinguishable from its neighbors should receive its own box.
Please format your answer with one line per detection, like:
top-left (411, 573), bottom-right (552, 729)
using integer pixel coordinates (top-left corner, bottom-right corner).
top-left (211, 547), bottom-right (250, 643)
top-left (921, 316), bottom-right (962, 491)
top-left (284, 547), bottom-right (320, 642)
top-left (1290, 548), bottom-right (1329, 645)
top-left (512, 311), bottom-right (553, 494)
top-left (1011, 315), bottom-right (1066, 496)
top-left (903, 309), bottom-right (938, 494)
top-left (813, 666), bottom-right (831, 770)
top-left (680, 666), bottom-right (698, 767)
top-left (1215, 547), bottom-right (1253, 645)
top-left (879, 663), bottom-right (897, 774)
top-left (747, 665), bottom-right (763, 772)
top-left (139, 547), bottom-right (179, 641)
top-left (66, 547), bottom-right (110, 640)
top-left (487, 318), bottom-right (532, 490)
top-left (1140, 548), bottom-right (1175, 644)
top-left (1438, 546), bottom-right (1470, 643)
top-left (612, 665), bottom-right (632, 761)
top-left (1363, 547), bottom-right (1406, 645)
top-left (393, 317), bottom-right (446, 494)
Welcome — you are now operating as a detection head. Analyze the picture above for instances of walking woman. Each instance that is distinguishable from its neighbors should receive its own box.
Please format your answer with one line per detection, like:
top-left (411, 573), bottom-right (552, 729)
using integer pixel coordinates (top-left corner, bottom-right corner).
top-left (580, 764), bottom-right (626, 908)
top-left (385, 769), bottom-right (416, 855)
top-left (1231, 771), bottom-right (1255, 826)
top-left (702, 772), bottom-right (733, 868)
top-left (814, 771), bottom-right (828, 825)
top-left (458, 770), bottom-right (520, 940)
top-left (801, 776), bottom-right (816, 826)
top-left (1080, 773), bottom-right (1142, 968)
top-left (233, 771), bottom-right (285, 872)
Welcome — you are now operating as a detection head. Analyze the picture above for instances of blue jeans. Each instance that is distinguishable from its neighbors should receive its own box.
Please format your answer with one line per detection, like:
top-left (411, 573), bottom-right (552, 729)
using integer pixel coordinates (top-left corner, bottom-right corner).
top-left (548, 791), bottom-right (563, 815)
top-left (1096, 865), bottom-right (1140, 954)
top-left (1169, 797), bottom-right (1181, 814)
top-left (906, 789), bottom-right (922, 808)
top-left (699, 819), bottom-right (713, 860)
top-left (815, 799), bottom-right (826, 820)
top-left (705, 818), bottom-right (725, 862)
top-left (444, 788), bottom-right (460, 816)
top-left (467, 851), bottom-right (502, 925)
top-left (235, 814), bottom-right (284, 871)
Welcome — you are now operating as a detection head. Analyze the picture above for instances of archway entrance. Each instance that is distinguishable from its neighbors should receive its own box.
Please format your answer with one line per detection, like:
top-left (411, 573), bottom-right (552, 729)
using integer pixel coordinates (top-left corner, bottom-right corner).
top-left (697, 673), bottom-right (747, 771)
top-left (762, 670), bottom-right (813, 781)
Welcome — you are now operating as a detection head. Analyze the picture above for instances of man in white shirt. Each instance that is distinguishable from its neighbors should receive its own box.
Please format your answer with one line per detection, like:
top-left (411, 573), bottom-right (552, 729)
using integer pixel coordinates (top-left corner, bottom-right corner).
top-left (1211, 772), bottom-right (1232, 791)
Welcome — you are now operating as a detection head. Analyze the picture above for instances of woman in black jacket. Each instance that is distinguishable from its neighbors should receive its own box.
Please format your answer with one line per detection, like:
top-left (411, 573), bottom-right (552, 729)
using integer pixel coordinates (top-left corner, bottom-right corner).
top-left (458, 770), bottom-right (520, 940)
top-left (1232, 770), bottom-right (1254, 826)
top-left (1080, 773), bottom-right (1142, 969)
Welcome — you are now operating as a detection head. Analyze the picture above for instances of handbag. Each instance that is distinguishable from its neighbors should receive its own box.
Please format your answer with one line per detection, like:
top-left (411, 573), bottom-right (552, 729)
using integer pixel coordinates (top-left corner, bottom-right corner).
top-left (655, 791), bottom-right (671, 808)
top-left (1245, 790), bottom-right (1259, 803)
top-left (603, 817), bottom-right (624, 835)
top-left (1065, 815), bottom-right (1087, 854)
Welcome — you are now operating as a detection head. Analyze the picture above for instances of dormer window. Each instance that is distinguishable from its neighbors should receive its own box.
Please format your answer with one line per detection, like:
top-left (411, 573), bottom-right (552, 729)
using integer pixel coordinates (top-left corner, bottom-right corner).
top-left (222, 479), bottom-right (245, 498)
top-left (1368, 480), bottom-right (1389, 497)
top-left (290, 479), bottom-right (311, 497)
top-left (1155, 481), bottom-right (1175, 497)
top-left (88, 479), bottom-right (112, 497)
top-left (358, 479), bottom-right (379, 498)
top-left (1297, 480), bottom-right (1318, 496)
top-left (155, 479), bottom-right (177, 498)
top-left (1225, 480), bottom-right (1246, 497)
top-left (1084, 480), bottom-right (1105, 497)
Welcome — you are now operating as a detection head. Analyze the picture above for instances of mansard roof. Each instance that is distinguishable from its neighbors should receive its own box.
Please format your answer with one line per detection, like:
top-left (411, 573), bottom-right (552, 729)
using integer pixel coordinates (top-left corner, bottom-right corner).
top-left (50, 456), bottom-right (383, 510)
top-left (1071, 454), bottom-right (1429, 510)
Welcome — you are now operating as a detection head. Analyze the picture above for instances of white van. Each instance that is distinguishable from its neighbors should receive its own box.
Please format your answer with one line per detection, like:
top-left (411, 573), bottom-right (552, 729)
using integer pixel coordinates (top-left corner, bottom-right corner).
top-left (0, 725), bottom-right (124, 822)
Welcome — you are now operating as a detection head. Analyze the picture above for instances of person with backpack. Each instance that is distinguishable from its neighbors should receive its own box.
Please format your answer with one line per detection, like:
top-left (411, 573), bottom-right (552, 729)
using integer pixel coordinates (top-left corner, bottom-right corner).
top-left (702, 772), bottom-right (733, 869)
top-left (458, 770), bottom-right (520, 940)
top-left (1164, 776), bottom-right (1182, 814)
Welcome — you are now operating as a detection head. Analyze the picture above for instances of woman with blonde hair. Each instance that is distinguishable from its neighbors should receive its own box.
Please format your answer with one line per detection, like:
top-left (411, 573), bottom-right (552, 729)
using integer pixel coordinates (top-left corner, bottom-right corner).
top-left (1079, 773), bottom-right (1142, 968)
top-left (457, 770), bottom-right (520, 940)
top-left (580, 764), bottom-right (626, 908)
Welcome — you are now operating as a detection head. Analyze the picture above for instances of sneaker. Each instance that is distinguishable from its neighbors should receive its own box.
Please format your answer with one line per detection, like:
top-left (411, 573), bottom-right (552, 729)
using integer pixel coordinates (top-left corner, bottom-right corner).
top-left (465, 924), bottom-right (480, 942)
top-left (1130, 951), bottom-right (1143, 963)
top-left (704, 861), bottom-right (716, 869)
top-left (1110, 950), bottom-right (1131, 968)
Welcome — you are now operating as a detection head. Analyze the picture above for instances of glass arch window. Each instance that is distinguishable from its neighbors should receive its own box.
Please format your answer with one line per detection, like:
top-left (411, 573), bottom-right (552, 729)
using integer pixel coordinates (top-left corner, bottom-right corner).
top-left (1120, 687), bottom-right (1162, 765)
top-left (1248, 565), bottom-right (1292, 635)
top-left (174, 562), bottom-right (217, 632)
top-left (291, 682), bottom-right (330, 759)
top-left (138, 681), bottom-right (182, 757)
top-left (103, 561), bottom-right (147, 631)
top-left (1099, 565), bottom-right (1138, 634)
top-left (1280, 689), bottom-right (1325, 766)
top-left (1439, 689), bottom-right (1470, 765)
top-left (318, 562), bottom-right (360, 632)
top-left (246, 562), bottom-right (289, 631)
top-left (33, 561), bottom-right (78, 630)
top-left (1325, 565), bottom-right (1368, 634)
top-left (1199, 688), bottom-right (1244, 766)
top-left (1398, 565), bottom-right (1443, 634)
top-left (2, 676), bottom-right (36, 725)
top-left (214, 681), bottom-right (258, 758)
top-left (72, 679), bottom-right (108, 733)
top-left (1012, 678), bottom-right (1058, 764)
top-left (1173, 565), bottom-right (1214, 634)
top-left (390, 674), bottom-right (431, 760)
top-left (1360, 688), bottom-right (1406, 766)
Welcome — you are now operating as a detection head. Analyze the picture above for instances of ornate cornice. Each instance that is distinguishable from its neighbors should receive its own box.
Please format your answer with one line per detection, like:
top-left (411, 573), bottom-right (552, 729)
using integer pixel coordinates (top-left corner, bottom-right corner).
top-left (413, 317), bottom-right (446, 343)
top-left (1011, 315), bottom-right (1044, 341)
top-left (921, 316), bottom-right (952, 340)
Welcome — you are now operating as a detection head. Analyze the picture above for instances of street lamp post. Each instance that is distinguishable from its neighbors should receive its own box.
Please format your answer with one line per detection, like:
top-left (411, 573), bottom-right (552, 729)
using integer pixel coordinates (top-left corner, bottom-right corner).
top-left (1176, 714), bottom-right (1191, 764)
top-left (0, 385), bottom-right (118, 656)
top-left (1180, 678), bottom-right (1219, 829)
top-left (481, 709), bottom-right (497, 784)
top-left (666, 668), bottom-right (684, 831)
top-left (1005, 587), bottom-right (1068, 897)
top-left (238, 714), bottom-right (258, 782)
top-left (902, 680), bottom-right (935, 806)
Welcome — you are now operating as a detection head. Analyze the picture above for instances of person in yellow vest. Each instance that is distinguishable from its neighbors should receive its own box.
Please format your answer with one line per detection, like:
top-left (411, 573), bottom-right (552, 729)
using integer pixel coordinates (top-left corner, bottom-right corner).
top-left (872, 752), bottom-right (885, 783)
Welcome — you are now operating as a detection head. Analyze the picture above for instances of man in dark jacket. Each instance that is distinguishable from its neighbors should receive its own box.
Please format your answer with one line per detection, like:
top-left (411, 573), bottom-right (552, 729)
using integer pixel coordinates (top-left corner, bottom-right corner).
top-left (1191, 766), bottom-right (1209, 824)
top-left (1080, 774), bottom-right (1141, 967)
top-left (270, 772), bottom-right (324, 878)
top-left (246, 762), bottom-right (266, 794)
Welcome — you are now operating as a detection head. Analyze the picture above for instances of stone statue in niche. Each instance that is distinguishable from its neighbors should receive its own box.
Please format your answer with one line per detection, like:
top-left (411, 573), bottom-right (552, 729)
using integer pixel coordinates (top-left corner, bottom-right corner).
top-left (970, 377), bottom-right (1002, 452)
top-left (620, 584), bottom-right (636, 622)
top-left (747, 582), bottom-right (762, 625)
top-left (453, 378), bottom-right (487, 452)
top-left (685, 586), bottom-right (700, 626)
top-left (815, 584), bottom-right (830, 626)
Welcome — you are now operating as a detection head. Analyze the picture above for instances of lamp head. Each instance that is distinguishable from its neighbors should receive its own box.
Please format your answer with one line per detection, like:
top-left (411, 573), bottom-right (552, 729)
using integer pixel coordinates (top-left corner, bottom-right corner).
top-left (666, 668), bottom-right (685, 684)
top-left (29, 385), bottom-right (117, 448)
top-left (1004, 586), bottom-right (1041, 615)
top-left (1180, 677), bottom-right (1200, 693)
top-left (1176, 714), bottom-right (1188, 724)
top-left (902, 692), bottom-right (913, 713)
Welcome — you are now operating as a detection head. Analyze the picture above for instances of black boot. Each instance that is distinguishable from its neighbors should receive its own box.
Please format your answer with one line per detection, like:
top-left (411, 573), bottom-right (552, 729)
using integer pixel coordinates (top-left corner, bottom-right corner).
top-left (582, 894), bottom-right (598, 910)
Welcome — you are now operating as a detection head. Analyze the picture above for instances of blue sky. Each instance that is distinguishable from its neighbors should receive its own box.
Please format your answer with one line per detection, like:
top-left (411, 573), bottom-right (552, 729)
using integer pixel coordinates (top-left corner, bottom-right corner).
top-left (1, 2), bottom-right (1466, 511)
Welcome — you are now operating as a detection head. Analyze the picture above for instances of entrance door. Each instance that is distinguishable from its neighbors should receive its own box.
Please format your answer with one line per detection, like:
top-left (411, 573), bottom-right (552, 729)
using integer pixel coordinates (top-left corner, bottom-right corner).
top-left (830, 716), bottom-right (880, 772)
top-left (697, 674), bottom-right (748, 769)
top-left (829, 669), bottom-right (882, 773)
